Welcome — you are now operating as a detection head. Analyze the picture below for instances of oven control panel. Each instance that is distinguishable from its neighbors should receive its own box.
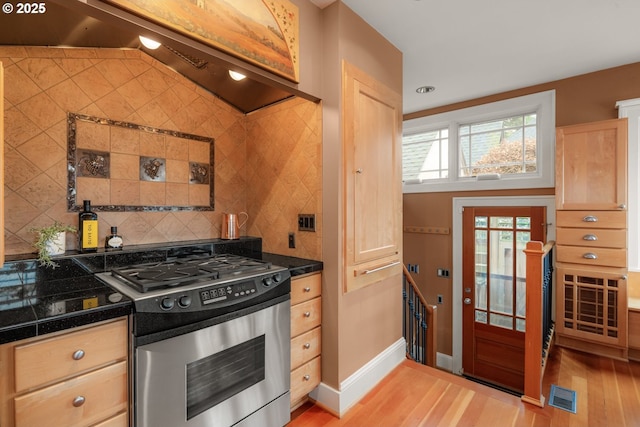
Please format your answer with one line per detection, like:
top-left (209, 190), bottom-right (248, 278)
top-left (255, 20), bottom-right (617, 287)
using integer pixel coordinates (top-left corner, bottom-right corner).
top-left (200, 281), bottom-right (257, 305)
top-left (146, 269), bottom-right (290, 313)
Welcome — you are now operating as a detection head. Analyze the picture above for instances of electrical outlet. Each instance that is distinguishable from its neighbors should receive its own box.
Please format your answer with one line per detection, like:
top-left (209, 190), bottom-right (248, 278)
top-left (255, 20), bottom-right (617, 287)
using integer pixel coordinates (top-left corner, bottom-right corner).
top-left (437, 294), bottom-right (443, 304)
top-left (298, 214), bottom-right (316, 231)
top-left (288, 232), bottom-right (295, 248)
top-left (437, 268), bottom-right (450, 278)
top-left (407, 264), bottom-right (420, 273)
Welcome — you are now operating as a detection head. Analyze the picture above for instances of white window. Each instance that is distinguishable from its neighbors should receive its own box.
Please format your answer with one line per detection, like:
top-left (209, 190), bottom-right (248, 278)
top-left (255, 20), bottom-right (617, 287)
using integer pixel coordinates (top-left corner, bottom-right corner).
top-left (403, 91), bottom-right (555, 193)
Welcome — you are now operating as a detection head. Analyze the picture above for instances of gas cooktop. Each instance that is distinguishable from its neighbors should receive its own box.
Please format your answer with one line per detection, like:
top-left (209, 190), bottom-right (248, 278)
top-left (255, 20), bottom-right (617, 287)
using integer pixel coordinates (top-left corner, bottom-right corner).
top-left (109, 254), bottom-right (273, 293)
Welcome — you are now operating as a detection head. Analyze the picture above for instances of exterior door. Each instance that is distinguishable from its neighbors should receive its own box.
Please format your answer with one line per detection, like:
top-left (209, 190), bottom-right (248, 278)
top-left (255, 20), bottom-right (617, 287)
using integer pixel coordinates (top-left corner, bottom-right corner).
top-left (462, 206), bottom-right (545, 392)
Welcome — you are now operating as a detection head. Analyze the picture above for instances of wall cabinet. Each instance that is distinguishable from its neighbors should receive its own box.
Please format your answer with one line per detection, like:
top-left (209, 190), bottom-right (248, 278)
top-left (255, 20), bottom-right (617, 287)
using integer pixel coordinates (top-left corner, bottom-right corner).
top-left (555, 118), bottom-right (628, 360)
top-left (555, 118), bottom-right (627, 210)
top-left (0, 318), bottom-right (129, 427)
top-left (342, 60), bottom-right (403, 292)
top-left (290, 272), bottom-right (322, 410)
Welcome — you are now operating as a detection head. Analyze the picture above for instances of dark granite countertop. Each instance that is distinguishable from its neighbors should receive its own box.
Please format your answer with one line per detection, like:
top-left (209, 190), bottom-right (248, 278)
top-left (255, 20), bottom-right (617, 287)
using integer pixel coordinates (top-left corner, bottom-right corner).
top-left (0, 258), bottom-right (132, 345)
top-left (0, 237), bottom-right (322, 345)
top-left (260, 252), bottom-right (323, 277)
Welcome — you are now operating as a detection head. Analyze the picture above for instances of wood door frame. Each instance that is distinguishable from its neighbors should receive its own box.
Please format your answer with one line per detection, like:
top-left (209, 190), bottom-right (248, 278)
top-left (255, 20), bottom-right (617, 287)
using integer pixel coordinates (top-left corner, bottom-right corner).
top-left (450, 196), bottom-right (555, 375)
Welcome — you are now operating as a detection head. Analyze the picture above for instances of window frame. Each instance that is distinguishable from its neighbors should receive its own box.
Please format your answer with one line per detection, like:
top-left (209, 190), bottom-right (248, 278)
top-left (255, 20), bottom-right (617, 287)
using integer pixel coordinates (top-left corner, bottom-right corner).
top-left (402, 90), bottom-right (556, 193)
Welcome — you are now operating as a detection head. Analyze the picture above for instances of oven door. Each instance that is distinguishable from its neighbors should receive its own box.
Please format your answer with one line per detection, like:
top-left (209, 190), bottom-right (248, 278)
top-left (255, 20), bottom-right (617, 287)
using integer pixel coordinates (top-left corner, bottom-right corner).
top-left (135, 299), bottom-right (291, 427)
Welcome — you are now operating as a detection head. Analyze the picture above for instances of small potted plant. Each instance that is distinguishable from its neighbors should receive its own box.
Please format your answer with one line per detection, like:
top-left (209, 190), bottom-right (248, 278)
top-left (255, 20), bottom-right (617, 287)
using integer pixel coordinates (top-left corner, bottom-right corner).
top-left (30, 222), bottom-right (77, 268)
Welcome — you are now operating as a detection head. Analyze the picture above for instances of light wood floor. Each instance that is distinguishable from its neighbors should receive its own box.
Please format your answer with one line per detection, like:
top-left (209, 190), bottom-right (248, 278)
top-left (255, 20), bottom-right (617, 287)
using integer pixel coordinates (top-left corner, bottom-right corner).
top-left (288, 347), bottom-right (640, 427)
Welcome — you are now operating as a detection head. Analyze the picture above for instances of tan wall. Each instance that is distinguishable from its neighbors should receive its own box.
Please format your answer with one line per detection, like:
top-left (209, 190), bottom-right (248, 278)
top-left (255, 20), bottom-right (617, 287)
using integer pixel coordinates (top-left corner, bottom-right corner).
top-left (2, 46), bottom-right (322, 261)
top-left (403, 62), bottom-right (640, 356)
top-left (320, 2), bottom-right (403, 388)
top-left (245, 98), bottom-right (323, 259)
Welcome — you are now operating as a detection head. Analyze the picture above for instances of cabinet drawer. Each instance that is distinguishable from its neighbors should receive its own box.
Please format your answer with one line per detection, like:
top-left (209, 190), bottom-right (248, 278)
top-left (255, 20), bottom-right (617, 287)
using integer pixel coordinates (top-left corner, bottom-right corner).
top-left (291, 297), bottom-right (321, 337)
top-left (290, 356), bottom-right (321, 406)
top-left (291, 273), bottom-right (322, 305)
top-left (556, 210), bottom-right (626, 229)
top-left (14, 318), bottom-right (127, 392)
top-left (92, 412), bottom-right (128, 427)
top-left (291, 327), bottom-right (321, 369)
top-left (557, 227), bottom-right (626, 248)
top-left (14, 361), bottom-right (127, 427)
top-left (556, 245), bottom-right (627, 268)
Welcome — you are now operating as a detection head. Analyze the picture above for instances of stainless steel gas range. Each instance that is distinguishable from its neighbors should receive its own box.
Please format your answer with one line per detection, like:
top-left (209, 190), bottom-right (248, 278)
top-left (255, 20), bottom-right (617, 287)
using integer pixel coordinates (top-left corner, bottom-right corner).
top-left (98, 253), bottom-right (291, 427)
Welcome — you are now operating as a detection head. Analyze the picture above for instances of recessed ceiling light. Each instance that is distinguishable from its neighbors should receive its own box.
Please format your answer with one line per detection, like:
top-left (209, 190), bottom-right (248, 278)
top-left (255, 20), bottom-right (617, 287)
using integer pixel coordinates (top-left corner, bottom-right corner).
top-left (416, 86), bottom-right (435, 94)
top-left (228, 70), bottom-right (247, 81)
top-left (139, 35), bottom-right (161, 50)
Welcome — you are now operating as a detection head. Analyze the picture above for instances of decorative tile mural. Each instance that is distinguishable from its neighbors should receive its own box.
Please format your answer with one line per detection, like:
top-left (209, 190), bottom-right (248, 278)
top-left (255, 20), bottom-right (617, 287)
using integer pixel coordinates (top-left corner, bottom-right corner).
top-left (1, 46), bottom-right (322, 261)
top-left (68, 113), bottom-right (214, 211)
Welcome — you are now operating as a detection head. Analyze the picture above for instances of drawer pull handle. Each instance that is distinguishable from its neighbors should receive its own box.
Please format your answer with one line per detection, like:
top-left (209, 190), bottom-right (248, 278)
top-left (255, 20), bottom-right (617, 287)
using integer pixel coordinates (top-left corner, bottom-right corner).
top-left (73, 396), bottom-right (85, 407)
top-left (583, 234), bottom-right (598, 241)
top-left (304, 287), bottom-right (311, 292)
top-left (582, 215), bottom-right (598, 222)
top-left (72, 350), bottom-right (85, 360)
top-left (304, 343), bottom-right (311, 349)
top-left (583, 253), bottom-right (598, 260)
top-left (619, 204), bottom-right (627, 210)
top-left (304, 311), bottom-right (311, 317)
top-left (355, 261), bottom-right (401, 276)
top-left (303, 375), bottom-right (311, 381)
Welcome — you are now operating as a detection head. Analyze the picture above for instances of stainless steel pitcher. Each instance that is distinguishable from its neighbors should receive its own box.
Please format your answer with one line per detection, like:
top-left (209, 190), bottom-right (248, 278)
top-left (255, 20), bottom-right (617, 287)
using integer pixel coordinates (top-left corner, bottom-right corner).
top-left (221, 212), bottom-right (248, 239)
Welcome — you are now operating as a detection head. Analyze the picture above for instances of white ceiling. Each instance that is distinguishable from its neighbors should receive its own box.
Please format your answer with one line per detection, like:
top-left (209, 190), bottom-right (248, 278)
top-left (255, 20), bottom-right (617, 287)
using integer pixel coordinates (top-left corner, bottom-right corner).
top-left (310, 0), bottom-right (640, 114)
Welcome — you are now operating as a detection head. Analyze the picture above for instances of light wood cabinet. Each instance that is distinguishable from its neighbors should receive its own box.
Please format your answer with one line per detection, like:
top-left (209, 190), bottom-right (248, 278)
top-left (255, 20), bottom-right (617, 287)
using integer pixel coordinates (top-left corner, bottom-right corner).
top-left (555, 118), bottom-right (627, 211)
top-left (0, 318), bottom-right (129, 427)
top-left (555, 119), bottom-right (628, 360)
top-left (290, 272), bottom-right (321, 410)
top-left (342, 60), bottom-right (403, 293)
top-left (628, 309), bottom-right (640, 361)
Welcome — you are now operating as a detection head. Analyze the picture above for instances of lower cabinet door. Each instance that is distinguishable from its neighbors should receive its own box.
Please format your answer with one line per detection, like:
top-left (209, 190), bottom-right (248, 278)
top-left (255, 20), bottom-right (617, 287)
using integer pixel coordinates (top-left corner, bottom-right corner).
top-left (14, 362), bottom-right (127, 427)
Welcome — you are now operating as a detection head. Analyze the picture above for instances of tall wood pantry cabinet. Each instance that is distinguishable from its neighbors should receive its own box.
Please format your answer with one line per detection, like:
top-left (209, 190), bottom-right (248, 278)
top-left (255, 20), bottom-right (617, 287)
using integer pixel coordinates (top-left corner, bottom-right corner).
top-left (555, 118), bottom-right (629, 360)
top-left (342, 60), bottom-right (403, 292)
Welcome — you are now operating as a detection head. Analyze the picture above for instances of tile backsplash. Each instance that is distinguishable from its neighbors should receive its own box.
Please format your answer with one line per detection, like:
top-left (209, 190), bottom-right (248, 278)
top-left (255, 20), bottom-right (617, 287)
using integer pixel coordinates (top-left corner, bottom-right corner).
top-left (1, 46), bottom-right (322, 260)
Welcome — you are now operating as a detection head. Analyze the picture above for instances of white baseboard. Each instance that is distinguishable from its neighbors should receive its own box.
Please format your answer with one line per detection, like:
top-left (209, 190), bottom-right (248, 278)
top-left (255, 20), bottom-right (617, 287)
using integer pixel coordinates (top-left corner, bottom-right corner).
top-left (436, 352), bottom-right (453, 372)
top-left (308, 338), bottom-right (405, 417)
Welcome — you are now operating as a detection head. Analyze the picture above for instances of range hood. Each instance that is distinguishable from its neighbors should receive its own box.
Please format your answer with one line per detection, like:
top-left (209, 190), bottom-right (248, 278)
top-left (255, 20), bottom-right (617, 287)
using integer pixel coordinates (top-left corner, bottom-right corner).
top-left (0, 0), bottom-right (311, 114)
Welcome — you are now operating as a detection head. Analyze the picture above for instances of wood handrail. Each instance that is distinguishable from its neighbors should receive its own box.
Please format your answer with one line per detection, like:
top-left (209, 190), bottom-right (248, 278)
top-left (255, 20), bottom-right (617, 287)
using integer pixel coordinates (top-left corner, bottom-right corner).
top-left (521, 240), bottom-right (555, 407)
top-left (402, 265), bottom-right (438, 367)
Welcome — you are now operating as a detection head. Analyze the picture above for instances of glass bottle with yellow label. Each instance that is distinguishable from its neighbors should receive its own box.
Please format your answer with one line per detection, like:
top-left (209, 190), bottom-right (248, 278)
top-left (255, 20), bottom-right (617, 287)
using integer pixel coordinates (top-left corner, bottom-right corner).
top-left (78, 200), bottom-right (98, 252)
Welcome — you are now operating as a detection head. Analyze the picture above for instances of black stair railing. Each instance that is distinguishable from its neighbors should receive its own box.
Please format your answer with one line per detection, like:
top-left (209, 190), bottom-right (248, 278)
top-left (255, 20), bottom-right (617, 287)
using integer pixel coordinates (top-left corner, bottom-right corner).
top-left (402, 265), bottom-right (437, 367)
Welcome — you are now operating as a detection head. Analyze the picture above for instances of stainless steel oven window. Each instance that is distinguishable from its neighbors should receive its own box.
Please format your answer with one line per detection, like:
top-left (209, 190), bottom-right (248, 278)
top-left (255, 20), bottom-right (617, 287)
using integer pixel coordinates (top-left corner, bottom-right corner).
top-left (186, 335), bottom-right (266, 420)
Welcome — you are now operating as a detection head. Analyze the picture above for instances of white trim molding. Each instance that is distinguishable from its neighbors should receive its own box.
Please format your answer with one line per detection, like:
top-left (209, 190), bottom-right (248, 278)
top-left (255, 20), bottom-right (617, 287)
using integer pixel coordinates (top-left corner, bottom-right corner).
top-left (616, 98), bottom-right (640, 272)
top-left (309, 338), bottom-right (405, 417)
top-left (451, 195), bottom-right (556, 375)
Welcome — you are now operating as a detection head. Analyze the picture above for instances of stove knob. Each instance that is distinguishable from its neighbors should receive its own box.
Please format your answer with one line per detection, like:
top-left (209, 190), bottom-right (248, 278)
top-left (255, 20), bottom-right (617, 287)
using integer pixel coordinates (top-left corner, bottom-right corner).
top-left (263, 276), bottom-right (273, 287)
top-left (160, 297), bottom-right (174, 310)
top-left (178, 295), bottom-right (192, 308)
top-left (273, 273), bottom-right (282, 283)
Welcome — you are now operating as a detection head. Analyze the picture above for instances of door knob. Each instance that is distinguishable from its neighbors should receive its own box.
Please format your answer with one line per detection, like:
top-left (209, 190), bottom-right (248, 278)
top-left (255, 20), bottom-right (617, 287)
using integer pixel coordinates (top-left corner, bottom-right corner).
top-left (464, 298), bottom-right (472, 305)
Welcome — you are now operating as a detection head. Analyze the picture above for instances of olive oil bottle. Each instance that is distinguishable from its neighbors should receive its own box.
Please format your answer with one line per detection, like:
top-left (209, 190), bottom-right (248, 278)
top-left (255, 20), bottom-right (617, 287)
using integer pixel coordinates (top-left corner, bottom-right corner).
top-left (78, 200), bottom-right (98, 252)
